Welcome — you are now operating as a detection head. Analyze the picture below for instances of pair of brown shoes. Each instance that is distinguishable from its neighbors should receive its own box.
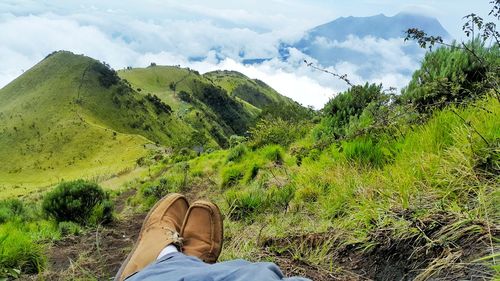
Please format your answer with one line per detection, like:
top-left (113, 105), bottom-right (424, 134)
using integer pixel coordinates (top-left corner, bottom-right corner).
top-left (115, 193), bottom-right (223, 281)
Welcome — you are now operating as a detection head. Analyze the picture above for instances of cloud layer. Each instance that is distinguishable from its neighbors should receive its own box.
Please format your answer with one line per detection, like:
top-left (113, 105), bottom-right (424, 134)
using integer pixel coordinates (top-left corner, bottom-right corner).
top-left (0, 1), bottom-right (446, 108)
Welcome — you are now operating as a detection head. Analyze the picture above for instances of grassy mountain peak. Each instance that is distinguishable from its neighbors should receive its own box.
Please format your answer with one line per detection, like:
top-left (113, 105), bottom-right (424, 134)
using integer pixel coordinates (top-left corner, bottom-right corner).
top-left (0, 51), bottom-right (298, 192)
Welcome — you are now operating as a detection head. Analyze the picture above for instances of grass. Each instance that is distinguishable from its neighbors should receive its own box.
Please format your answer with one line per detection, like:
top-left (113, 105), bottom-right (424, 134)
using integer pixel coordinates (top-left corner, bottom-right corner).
top-left (0, 52), bottom-right (158, 191)
top-left (158, 95), bottom-right (498, 277)
top-left (0, 51), bottom-right (498, 279)
top-left (0, 52), bottom-right (295, 193)
top-left (0, 95), bottom-right (496, 279)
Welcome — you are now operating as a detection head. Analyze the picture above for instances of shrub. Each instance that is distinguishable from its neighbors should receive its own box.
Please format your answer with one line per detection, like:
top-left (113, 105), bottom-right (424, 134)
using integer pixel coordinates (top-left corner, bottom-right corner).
top-left (249, 119), bottom-right (310, 148)
top-left (321, 83), bottom-right (384, 139)
top-left (90, 200), bottom-right (114, 225)
top-left (0, 199), bottom-right (26, 223)
top-left (142, 178), bottom-right (170, 200)
top-left (400, 40), bottom-right (499, 113)
top-left (42, 180), bottom-right (113, 225)
top-left (221, 166), bottom-right (244, 188)
top-left (229, 135), bottom-right (247, 148)
top-left (177, 90), bottom-right (193, 103)
top-left (91, 62), bottom-right (119, 88)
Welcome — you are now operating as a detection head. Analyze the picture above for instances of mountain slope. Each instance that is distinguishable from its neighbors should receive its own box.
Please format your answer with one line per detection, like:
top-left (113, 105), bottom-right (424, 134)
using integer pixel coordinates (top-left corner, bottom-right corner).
top-left (204, 70), bottom-right (296, 109)
top-left (301, 13), bottom-right (450, 43)
top-left (0, 51), bottom-right (194, 189)
top-left (0, 51), bottom-right (298, 190)
top-left (118, 66), bottom-right (298, 140)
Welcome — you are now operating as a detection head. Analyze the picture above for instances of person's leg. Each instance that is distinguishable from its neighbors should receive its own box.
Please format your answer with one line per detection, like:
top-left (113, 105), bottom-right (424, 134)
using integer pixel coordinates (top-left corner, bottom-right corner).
top-left (114, 193), bottom-right (189, 281)
top-left (127, 253), bottom-right (311, 281)
top-left (118, 196), bottom-right (310, 281)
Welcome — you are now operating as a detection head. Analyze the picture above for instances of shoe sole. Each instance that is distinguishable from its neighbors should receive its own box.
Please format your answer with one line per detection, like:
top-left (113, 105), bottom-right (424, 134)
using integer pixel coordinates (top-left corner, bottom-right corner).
top-left (114, 193), bottom-right (188, 281)
top-left (180, 200), bottom-right (224, 263)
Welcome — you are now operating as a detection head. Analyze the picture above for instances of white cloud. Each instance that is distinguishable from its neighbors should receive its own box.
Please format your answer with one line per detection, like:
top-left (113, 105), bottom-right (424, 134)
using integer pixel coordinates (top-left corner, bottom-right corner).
top-left (0, 1), bottom-right (442, 108)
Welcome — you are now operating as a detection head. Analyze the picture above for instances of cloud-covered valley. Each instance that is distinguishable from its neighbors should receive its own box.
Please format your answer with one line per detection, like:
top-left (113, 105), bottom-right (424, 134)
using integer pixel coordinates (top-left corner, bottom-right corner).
top-left (0, 1), bottom-right (436, 108)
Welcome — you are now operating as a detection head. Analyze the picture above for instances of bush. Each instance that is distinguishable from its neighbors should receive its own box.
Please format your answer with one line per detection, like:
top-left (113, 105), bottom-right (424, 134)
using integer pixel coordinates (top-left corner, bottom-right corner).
top-left (221, 166), bottom-right (244, 188)
top-left (142, 178), bottom-right (171, 200)
top-left (321, 83), bottom-right (384, 139)
top-left (229, 135), bottom-right (247, 148)
top-left (0, 199), bottom-right (26, 223)
top-left (249, 119), bottom-right (310, 148)
top-left (91, 61), bottom-right (119, 88)
top-left (42, 180), bottom-right (113, 225)
top-left (400, 40), bottom-right (499, 113)
top-left (90, 200), bottom-right (114, 225)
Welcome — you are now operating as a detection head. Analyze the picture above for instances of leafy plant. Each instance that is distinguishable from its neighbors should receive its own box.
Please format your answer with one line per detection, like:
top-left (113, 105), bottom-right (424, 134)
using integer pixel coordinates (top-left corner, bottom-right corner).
top-left (249, 119), bottom-right (310, 148)
top-left (42, 180), bottom-right (113, 225)
top-left (320, 83), bottom-right (384, 139)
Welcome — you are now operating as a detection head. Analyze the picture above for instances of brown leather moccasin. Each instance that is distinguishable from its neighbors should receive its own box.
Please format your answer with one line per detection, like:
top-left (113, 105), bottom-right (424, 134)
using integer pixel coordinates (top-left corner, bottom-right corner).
top-left (115, 193), bottom-right (189, 281)
top-left (180, 200), bottom-right (223, 263)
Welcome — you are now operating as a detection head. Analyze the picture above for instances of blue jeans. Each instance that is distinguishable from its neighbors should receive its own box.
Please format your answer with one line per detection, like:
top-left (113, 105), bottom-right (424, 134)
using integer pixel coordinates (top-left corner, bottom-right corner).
top-left (125, 252), bottom-right (311, 281)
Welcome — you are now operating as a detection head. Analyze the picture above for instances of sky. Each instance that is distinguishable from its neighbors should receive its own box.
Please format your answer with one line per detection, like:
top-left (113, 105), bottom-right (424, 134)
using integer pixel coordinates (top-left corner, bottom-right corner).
top-left (0, 1), bottom-right (493, 108)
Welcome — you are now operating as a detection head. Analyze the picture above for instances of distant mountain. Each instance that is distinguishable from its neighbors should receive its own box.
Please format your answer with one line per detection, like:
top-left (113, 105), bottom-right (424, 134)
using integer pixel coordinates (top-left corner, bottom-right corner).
top-left (300, 13), bottom-right (450, 43)
top-left (0, 51), bottom-right (295, 187)
top-left (288, 13), bottom-right (450, 77)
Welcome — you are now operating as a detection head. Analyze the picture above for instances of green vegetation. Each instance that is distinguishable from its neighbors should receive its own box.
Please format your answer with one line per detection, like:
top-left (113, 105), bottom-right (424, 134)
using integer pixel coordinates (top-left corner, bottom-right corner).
top-left (401, 39), bottom-right (499, 112)
top-left (42, 180), bottom-right (113, 225)
top-left (0, 8), bottom-right (499, 279)
top-left (0, 52), bottom-right (295, 196)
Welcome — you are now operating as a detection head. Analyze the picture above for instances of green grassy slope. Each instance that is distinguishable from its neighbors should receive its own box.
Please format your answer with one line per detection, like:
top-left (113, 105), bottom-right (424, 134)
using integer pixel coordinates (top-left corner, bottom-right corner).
top-left (204, 70), bottom-right (296, 109)
top-left (119, 66), bottom-right (249, 146)
top-left (0, 52), bottom-right (193, 191)
top-left (132, 95), bottom-right (499, 280)
top-left (0, 52), bottom-right (300, 191)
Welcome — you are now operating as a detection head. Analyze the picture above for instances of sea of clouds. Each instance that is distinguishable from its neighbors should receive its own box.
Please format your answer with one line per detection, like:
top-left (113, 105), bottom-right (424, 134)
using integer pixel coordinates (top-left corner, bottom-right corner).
top-left (0, 0), bottom-right (429, 108)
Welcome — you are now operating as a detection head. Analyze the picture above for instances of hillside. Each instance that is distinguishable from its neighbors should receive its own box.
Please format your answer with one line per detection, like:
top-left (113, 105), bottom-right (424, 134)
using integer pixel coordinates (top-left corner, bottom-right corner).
top-left (0, 51), bottom-right (295, 193)
top-left (0, 51), bottom-right (179, 191)
top-left (118, 66), bottom-right (256, 144)
top-left (204, 70), bottom-right (297, 109)
top-left (0, 39), bottom-right (498, 281)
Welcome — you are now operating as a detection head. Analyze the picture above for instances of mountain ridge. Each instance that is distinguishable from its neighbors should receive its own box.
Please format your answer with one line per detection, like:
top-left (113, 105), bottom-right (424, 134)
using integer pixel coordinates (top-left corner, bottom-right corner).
top-left (0, 51), bottom-right (297, 190)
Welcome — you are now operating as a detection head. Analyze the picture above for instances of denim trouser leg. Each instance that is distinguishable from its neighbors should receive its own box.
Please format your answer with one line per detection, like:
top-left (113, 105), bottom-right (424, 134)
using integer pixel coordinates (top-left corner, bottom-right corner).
top-left (125, 252), bottom-right (311, 281)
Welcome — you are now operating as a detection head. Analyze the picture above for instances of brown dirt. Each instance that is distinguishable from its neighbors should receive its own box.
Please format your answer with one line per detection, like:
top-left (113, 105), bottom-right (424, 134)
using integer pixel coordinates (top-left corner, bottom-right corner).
top-left (261, 213), bottom-right (498, 281)
top-left (34, 212), bottom-right (146, 280)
